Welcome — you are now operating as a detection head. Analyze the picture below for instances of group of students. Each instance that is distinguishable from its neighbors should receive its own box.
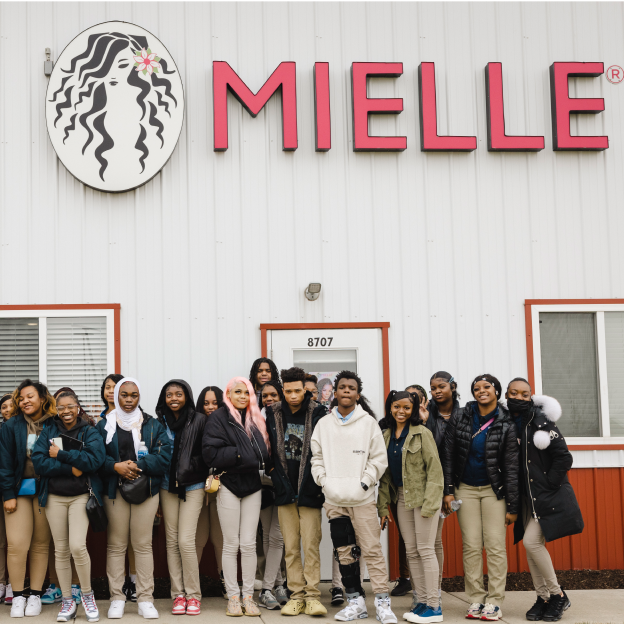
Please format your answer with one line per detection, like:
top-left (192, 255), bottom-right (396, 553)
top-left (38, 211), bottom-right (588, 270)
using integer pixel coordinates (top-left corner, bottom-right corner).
top-left (0, 358), bottom-right (583, 624)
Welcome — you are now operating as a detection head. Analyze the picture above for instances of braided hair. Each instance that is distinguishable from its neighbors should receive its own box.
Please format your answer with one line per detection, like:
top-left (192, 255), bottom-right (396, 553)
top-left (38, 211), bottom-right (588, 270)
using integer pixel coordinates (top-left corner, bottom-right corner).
top-left (249, 358), bottom-right (281, 390)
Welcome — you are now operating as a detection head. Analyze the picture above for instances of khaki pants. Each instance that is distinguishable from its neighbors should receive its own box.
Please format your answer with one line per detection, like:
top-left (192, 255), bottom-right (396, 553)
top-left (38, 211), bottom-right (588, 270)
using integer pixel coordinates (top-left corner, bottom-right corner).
top-left (218, 486), bottom-right (262, 599)
top-left (456, 484), bottom-right (507, 608)
top-left (4, 495), bottom-right (51, 592)
top-left (161, 488), bottom-right (205, 600)
top-left (324, 501), bottom-right (389, 595)
top-left (278, 503), bottom-right (322, 600)
top-left (396, 488), bottom-right (440, 608)
top-left (46, 494), bottom-right (91, 597)
top-left (389, 500), bottom-right (411, 580)
top-left (0, 501), bottom-right (6, 584)
top-left (522, 497), bottom-right (561, 600)
top-left (260, 505), bottom-right (285, 589)
top-left (49, 542), bottom-right (79, 586)
top-left (413, 514), bottom-right (444, 593)
top-left (195, 491), bottom-right (223, 573)
top-left (104, 494), bottom-right (160, 603)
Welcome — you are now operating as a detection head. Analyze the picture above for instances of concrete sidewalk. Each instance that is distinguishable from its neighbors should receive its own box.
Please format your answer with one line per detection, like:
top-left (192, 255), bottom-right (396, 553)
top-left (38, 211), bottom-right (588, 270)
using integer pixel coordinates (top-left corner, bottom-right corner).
top-left (0, 584), bottom-right (621, 623)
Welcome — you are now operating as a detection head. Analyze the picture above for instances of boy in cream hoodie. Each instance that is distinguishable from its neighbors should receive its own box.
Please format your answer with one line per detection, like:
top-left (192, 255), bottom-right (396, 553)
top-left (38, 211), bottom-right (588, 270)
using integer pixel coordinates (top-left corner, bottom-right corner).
top-left (311, 371), bottom-right (397, 624)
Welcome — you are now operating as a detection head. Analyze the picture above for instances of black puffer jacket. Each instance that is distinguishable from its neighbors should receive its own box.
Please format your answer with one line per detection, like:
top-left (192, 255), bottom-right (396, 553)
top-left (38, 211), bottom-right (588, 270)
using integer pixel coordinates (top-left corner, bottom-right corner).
top-left (426, 399), bottom-right (461, 462)
top-left (265, 396), bottom-right (326, 508)
top-left (202, 406), bottom-right (270, 499)
top-left (509, 395), bottom-right (584, 544)
top-left (443, 400), bottom-right (520, 514)
top-left (156, 380), bottom-right (209, 488)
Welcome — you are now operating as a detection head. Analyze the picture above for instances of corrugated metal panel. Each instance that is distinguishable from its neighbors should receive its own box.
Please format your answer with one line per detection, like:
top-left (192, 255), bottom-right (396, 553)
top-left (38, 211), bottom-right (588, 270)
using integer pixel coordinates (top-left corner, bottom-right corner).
top-left (1, 1), bottom-right (624, 411)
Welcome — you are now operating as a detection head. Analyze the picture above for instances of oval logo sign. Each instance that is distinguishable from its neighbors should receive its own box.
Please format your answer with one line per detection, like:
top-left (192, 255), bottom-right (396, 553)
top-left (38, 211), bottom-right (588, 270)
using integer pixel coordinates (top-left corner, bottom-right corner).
top-left (46, 21), bottom-right (184, 193)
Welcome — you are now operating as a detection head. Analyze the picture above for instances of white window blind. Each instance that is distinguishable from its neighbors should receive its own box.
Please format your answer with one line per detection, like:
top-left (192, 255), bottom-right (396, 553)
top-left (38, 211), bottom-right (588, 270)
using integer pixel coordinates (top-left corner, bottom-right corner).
top-left (46, 316), bottom-right (108, 418)
top-left (0, 318), bottom-right (40, 395)
top-left (606, 311), bottom-right (624, 437)
top-left (539, 312), bottom-right (601, 437)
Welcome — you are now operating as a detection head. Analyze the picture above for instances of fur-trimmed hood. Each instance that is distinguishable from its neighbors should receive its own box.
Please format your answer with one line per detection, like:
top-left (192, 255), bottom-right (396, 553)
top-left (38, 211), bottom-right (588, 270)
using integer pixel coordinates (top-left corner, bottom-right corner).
top-left (500, 394), bottom-right (562, 450)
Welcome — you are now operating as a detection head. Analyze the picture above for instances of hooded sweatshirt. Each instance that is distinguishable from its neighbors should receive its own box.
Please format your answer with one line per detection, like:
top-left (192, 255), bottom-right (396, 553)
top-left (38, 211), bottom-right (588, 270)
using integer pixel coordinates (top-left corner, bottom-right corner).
top-left (310, 404), bottom-right (388, 507)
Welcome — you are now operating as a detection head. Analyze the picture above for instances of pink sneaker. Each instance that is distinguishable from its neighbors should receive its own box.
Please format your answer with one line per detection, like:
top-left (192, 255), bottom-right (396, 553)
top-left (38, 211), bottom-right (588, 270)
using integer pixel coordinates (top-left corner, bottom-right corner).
top-left (186, 598), bottom-right (201, 615)
top-left (172, 595), bottom-right (187, 615)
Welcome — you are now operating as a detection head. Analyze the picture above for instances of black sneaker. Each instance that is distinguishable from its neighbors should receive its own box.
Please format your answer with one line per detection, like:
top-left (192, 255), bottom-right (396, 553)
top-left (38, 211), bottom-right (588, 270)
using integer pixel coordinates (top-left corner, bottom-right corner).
top-left (331, 587), bottom-right (345, 606)
top-left (123, 579), bottom-right (137, 603)
top-left (526, 596), bottom-right (548, 621)
top-left (542, 591), bottom-right (570, 622)
top-left (390, 577), bottom-right (411, 597)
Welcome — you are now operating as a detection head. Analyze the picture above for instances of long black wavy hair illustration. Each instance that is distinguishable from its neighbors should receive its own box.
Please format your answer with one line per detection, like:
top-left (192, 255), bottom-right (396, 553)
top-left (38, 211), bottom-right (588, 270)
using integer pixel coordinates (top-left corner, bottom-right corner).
top-left (49, 31), bottom-right (178, 181)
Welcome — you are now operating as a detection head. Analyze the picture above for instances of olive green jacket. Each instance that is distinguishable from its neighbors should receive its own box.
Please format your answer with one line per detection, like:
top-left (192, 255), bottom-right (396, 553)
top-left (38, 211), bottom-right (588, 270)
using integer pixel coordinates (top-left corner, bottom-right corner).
top-left (377, 424), bottom-right (444, 519)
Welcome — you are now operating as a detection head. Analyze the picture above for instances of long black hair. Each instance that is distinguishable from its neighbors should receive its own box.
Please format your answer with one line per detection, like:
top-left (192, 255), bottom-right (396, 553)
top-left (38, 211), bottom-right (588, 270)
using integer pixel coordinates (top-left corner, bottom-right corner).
top-left (49, 30), bottom-right (178, 181)
top-left (101, 373), bottom-right (124, 408)
top-left (249, 358), bottom-right (281, 390)
top-left (195, 386), bottom-right (224, 414)
top-left (379, 390), bottom-right (421, 430)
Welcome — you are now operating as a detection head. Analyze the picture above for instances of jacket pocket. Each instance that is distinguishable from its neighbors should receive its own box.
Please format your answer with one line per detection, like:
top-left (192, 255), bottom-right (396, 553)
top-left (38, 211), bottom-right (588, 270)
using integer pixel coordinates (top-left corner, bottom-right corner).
top-left (323, 476), bottom-right (369, 506)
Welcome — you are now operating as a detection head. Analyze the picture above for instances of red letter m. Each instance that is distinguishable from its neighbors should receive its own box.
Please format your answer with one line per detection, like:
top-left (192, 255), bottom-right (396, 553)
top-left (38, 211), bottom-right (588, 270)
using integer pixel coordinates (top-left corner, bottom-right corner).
top-left (213, 61), bottom-right (298, 151)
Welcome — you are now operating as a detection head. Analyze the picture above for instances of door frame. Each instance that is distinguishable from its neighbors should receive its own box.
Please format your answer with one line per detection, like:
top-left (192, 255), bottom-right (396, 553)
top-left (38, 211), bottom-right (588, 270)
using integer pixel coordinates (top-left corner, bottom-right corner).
top-left (260, 321), bottom-right (400, 580)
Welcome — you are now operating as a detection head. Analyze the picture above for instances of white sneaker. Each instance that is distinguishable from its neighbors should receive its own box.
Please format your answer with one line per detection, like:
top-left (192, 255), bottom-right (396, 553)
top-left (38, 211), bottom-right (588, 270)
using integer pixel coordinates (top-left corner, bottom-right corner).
top-left (0, 583), bottom-right (6, 602)
top-left (57, 598), bottom-right (77, 622)
top-left (479, 604), bottom-right (501, 621)
top-left (138, 602), bottom-right (159, 619)
top-left (335, 595), bottom-right (368, 621)
top-left (375, 596), bottom-right (397, 624)
top-left (254, 579), bottom-right (263, 591)
top-left (81, 592), bottom-right (99, 622)
top-left (6, 584), bottom-right (13, 605)
top-left (465, 603), bottom-right (483, 620)
top-left (25, 595), bottom-right (42, 617)
top-left (10, 595), bottom-right (26, 618)
top-left (107, 600), bottom-right (125, 619)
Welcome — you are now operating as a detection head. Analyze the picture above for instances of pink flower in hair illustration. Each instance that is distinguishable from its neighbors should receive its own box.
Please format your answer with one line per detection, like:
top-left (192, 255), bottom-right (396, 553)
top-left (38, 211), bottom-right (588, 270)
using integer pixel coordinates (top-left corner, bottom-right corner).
top-left (133, 48), bottom-right (161, 75)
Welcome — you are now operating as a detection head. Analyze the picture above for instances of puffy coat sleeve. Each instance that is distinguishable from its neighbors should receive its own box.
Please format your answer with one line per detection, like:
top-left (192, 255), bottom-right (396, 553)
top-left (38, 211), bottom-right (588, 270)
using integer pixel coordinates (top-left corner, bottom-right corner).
top-left (503, 422), bottom-right (520, 515)
top-left (442, 410), bottom-right (459, 496)
top-left (54, 427), bottom-right (106, 473)
top-left (544, 424), bottom-right (573, 488)
top-left (202, 411), bottom-right (240, 470)
top-left (310, 424), bottom-right (326, 487)
top-left (420, 428), bottom-right (445, 518)
top-left (138, 420), bottom-right (171, 476)
top-left (32, 428), bottom-right (73, 478)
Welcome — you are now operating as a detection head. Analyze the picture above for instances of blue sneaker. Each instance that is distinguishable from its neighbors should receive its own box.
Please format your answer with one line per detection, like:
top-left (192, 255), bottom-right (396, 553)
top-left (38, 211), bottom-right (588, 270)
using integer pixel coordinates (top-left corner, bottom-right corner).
top-left (403, 603), bottom-right (426, 621)
top-left (41, 584), bottom-right (62, 605)
top-left (71, 585), bottom-right (82, 602)
top-left (406, 605), bottom-right (443, 623)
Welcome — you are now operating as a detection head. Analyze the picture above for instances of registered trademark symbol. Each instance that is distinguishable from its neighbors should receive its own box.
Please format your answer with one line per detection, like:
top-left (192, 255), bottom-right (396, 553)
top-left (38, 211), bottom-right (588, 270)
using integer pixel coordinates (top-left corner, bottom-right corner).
top-left (606, 65), bottom-right (624, 84)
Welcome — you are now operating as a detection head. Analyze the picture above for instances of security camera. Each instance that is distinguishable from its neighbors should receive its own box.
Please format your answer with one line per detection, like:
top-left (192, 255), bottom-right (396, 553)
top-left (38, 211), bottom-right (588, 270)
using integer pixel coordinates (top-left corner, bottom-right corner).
top-left (305, 283), bottom-right (321, 301)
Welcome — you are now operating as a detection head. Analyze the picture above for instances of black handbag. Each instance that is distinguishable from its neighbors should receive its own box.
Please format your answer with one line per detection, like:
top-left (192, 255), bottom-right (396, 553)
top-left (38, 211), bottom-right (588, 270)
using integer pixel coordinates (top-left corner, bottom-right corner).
top-left (86, 477), bottom-right (108, 533)
top-left (118, 474), bottom-right (150, 505)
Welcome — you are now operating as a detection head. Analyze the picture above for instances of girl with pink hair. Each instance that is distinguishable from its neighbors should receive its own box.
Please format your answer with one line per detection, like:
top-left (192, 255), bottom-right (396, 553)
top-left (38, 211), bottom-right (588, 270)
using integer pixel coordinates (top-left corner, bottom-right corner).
top-left (202, 377), bottom-right (271, 617)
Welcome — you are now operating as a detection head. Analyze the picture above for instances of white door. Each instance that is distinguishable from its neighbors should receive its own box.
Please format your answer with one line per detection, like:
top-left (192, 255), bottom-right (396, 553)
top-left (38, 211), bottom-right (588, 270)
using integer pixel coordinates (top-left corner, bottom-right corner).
top-left (268, 327), bottom-right (388, 581)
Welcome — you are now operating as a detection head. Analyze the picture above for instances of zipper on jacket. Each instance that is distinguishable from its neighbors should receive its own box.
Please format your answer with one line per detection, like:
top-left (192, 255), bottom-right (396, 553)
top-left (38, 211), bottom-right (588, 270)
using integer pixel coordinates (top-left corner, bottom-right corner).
top-left (524, 415), bottom-right (539, 522)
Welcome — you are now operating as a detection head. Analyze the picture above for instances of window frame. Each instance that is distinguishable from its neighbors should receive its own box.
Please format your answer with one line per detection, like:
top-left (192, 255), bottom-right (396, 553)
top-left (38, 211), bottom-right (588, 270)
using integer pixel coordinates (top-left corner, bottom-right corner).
top-left (525, 299), bottom-right (624, 447)
top-left (0, 304), bottom-right (121, 386)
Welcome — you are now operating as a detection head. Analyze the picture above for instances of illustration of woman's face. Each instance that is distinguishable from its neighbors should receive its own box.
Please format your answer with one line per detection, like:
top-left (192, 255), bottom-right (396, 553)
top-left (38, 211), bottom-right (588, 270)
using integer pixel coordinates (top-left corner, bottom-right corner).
top-left (321, 384), bottom-right (332, 400)
top-left (105, 48), bottom-right (143, 115)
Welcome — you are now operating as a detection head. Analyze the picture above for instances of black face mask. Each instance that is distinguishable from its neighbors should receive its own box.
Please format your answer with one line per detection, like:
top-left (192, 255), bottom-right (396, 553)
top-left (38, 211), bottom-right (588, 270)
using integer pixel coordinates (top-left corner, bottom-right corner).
top-left (507, 397), bottom-right (533, 414)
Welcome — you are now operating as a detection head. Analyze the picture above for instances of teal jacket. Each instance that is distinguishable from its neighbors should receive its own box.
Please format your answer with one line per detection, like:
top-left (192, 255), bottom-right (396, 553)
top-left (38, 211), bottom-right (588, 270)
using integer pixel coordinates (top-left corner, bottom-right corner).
top-left (96, 413), bottom-right (171, 499)
top-left (32, 417), bottom-right (106, 507)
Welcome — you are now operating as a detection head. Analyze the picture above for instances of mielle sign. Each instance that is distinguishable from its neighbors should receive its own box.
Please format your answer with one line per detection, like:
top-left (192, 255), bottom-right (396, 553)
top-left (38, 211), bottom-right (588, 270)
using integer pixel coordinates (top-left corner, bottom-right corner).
top-left (213, 61), bottom-right (609, 153)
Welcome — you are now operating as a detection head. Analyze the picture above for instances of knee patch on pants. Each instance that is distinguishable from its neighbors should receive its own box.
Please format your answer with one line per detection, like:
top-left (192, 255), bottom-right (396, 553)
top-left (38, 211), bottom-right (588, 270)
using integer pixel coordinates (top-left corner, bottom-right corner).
top-left (329, 516), bottom-right (362, 596)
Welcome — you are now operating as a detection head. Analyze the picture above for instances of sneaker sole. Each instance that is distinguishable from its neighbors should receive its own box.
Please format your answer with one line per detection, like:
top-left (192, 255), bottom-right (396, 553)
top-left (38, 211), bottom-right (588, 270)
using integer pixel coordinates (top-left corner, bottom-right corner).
top-left (335, 615), bottom-right (368, 621)
top-left (406, 617), bottom-right (442, 624)
top-left (137, 608), bottom-right (159, 619)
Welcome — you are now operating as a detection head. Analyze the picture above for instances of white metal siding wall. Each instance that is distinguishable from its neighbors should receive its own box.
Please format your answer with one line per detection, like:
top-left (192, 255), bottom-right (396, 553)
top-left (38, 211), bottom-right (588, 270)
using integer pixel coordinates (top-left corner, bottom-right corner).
top-left (1, 2), bottom-right (624, 409)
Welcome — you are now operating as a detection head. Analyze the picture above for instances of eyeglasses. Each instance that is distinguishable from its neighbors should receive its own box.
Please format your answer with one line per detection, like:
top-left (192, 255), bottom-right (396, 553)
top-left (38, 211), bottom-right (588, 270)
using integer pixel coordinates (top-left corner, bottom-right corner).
top-left (57, 405), bottom-right (79, 413)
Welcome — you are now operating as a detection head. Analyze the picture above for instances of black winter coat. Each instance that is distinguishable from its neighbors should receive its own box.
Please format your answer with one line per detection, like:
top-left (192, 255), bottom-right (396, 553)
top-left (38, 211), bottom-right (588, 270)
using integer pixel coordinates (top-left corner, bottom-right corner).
top-left (509, 395), bottom-right (584, 544)
top-left (265, 397), bottom-right (326, 508)
top-left (202, 406), bottom-right (270, 499)
top-left (426, 399), bottom-right (461, 461)
top-left (156, 380), bottom-right (209, 488)
top-left (443, 401), bottom-right (520, 514)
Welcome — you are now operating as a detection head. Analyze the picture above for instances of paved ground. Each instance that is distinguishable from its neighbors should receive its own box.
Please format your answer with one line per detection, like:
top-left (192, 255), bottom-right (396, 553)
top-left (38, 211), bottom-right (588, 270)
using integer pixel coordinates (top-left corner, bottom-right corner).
top-left (1, 584), bottom-right (622, 622)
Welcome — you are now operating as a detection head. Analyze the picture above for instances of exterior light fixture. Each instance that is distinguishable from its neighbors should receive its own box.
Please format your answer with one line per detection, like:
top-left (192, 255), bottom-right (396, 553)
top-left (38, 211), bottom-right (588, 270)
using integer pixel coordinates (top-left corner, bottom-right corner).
top-left (305, 283), bottom-right (321, 301)
top-left (44, 48), bottom-right (53, 76)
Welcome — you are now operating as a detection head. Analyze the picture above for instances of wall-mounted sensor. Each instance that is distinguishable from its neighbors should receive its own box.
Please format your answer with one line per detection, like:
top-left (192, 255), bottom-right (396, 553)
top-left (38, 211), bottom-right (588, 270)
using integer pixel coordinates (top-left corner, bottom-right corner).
top-left (305, 283), bottom-right (322, 301)
top-left (44, 48), bottom-right (53, 76)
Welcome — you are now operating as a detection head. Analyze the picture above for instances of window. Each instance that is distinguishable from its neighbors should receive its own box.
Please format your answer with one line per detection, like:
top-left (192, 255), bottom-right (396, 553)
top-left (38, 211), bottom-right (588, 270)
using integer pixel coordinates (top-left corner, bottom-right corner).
top-left (529, 302), bottom-right (624, 441)
top-left (0, 307), bottom-right (118, 419)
